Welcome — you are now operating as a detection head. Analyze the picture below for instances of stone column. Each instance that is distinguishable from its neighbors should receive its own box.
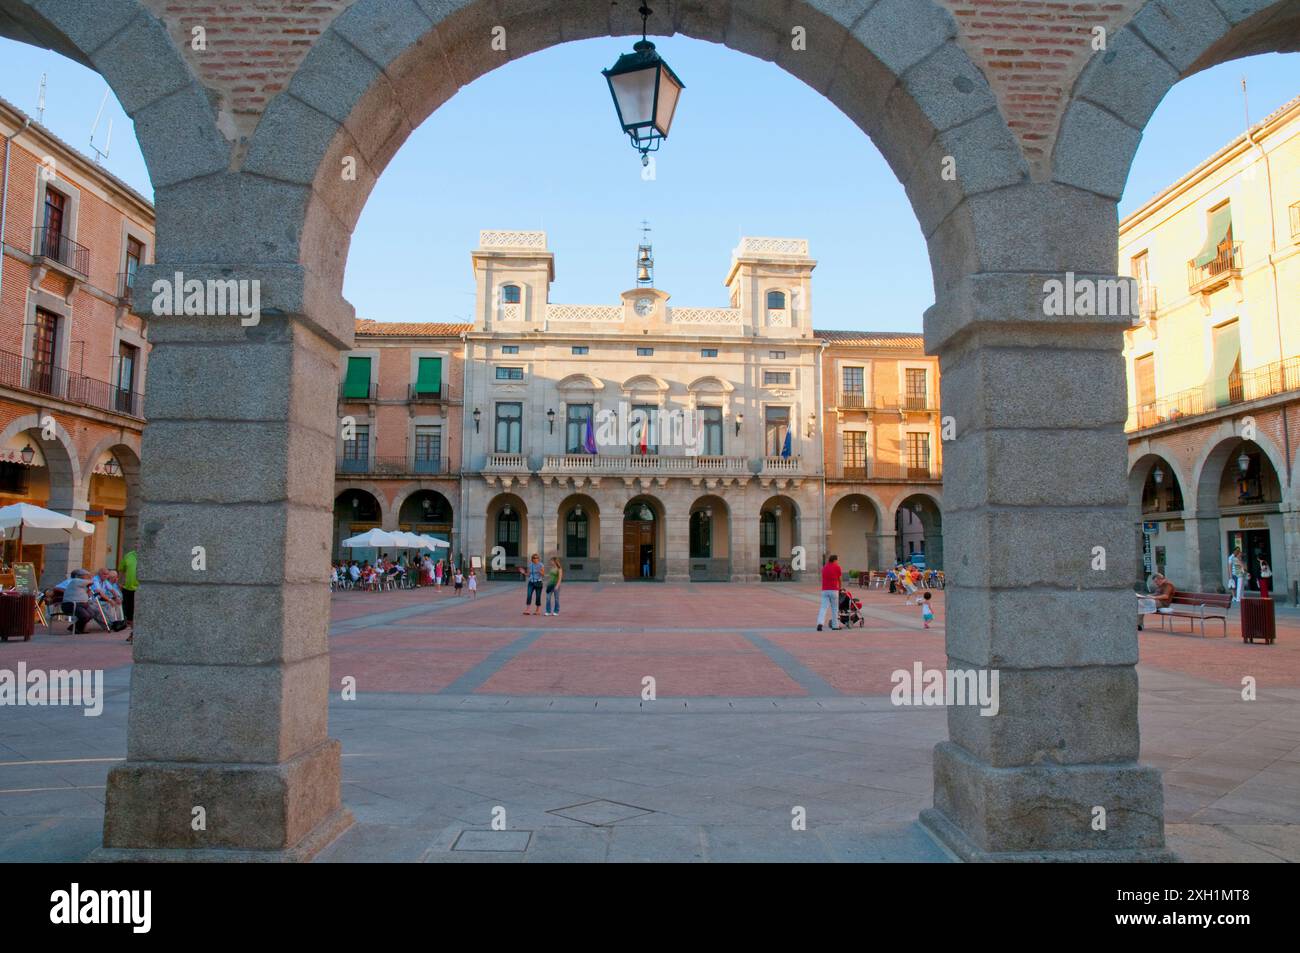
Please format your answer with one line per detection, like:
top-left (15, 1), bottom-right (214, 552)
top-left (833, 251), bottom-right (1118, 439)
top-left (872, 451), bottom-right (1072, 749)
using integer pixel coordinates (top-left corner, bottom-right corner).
top-left (919, 273), bottom-right (1169, 861)
top-left (1183, 515), bottom-right (1224, 593)
top-left (873, 532), bottom-right (897, 571)
top-left (1282, 505), bottom-right (1299, 606)
top-left (597, 482), bottom-right (625, 582)
top-left (99, 312), bottom-right (352, 860)
top-left (664, 485), bottom-right (690, 582)
top-left (730, 481), bottom-right (759, 582)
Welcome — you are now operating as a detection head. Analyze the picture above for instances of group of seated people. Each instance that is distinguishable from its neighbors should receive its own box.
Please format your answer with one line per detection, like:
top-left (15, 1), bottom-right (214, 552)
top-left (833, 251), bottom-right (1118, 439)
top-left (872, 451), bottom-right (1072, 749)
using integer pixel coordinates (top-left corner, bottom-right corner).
top-left (333, 557), bottom-right (411, 591)
top-left (43, 567), bottom-right (131, 634)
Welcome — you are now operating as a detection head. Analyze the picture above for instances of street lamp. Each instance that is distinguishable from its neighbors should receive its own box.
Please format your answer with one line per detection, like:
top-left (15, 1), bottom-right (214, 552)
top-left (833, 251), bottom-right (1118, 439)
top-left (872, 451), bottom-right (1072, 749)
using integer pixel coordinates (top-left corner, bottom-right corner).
top-left (850, 502), bottom-right (859, 512)
top-left (103, 457), bottom-right (122, 478)
top-left (547, 408), bottom-right (556, 433)
top-left (1237, 449), bottom-right (1250, 473)
top-left (19, 444), bottom-right (34, 465)
top-left (1152, 464), bottom-right (1164, 485)
top-left (473, 408), bottom-right (481, 433)
top-left (734, 412), bottom-right (744, 436)
top-left (602, 4), bottom-right (685, 166)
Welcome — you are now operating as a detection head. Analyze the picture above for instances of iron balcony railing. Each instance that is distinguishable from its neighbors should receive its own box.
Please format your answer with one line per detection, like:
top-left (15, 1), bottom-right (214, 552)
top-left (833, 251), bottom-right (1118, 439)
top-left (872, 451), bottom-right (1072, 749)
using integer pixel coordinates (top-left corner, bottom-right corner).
top-left (408, 383), bottom-right (449, 401)
top-left (1188, 242), bottom-right (1242, 294)
top-left (339, 380), bottom-right (378, 401)
top-left (118, 272), bottom-right (137, 303)
top-left (837, 392), bottom-right (940, 412)
top-left (32, 227), bottom-right (90, 276)
top-left (841, 461), bottom-right (942, 481)
top-left (336, 455), bottom-right (453, 476)
top-left (0, 346), bottom-right (143, 418)
top-left (1128, 355), bottom-right (1300, 431)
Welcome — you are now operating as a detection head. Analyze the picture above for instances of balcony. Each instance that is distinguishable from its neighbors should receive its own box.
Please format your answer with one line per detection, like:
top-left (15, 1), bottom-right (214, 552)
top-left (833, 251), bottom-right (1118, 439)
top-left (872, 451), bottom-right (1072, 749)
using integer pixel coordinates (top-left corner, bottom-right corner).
top-left (32, 227), bottom-right (89, 277)
top-left (840, 462), bottom-right (942, 482)
top-left (408, 383), bottom-right (448, 402)
top-left (1187, 242), bottom-right (1242, 294)
top-left (761, 455), bottom-right (803, 474)
top-left (339, 381), bottom-right (377, 401)
top-left (336, 455), bottom-right (453, 476)
top-left (484, 452), bottom-right (529, 471)
top-left (0, 346), bottom-right (143, 418)
top-left (1136, 284), bottom-right (1158, 324)
top-left (839, 392), bottom-right (867, 410)
top-left (118, 272), bottom-right (137, 304)
top-left (541, 453), bottom-right (750, 475)
top-left (1127, 355), bottom-right (1300, 432)
top-left (836, 393), bottom-right (939, 413)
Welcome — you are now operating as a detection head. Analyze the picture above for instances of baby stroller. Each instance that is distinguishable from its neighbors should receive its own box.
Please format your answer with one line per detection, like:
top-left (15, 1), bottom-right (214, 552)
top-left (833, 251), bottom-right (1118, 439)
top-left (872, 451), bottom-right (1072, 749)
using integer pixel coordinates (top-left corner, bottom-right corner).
top-left (838, 589), bottom-right (865, 628)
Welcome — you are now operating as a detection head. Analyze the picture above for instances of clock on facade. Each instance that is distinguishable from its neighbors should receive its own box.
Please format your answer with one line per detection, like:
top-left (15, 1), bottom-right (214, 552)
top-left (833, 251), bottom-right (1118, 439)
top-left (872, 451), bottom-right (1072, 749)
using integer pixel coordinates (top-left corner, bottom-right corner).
top-left (634, 297), bottom-right (654, 317)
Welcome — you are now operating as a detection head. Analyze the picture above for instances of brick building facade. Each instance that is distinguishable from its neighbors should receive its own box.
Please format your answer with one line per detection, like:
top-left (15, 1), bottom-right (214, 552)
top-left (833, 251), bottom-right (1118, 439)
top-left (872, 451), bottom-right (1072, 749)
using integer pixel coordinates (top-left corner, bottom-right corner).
top-left (0, 96), bottom-right (151, 584)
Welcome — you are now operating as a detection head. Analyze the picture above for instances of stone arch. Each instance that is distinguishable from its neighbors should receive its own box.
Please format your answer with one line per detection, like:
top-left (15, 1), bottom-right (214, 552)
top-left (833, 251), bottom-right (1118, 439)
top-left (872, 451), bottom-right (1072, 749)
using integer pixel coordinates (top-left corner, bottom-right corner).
top-left (82, 433), bottom-right (143, 570)
top-left (828, 491), bottom-right (885, 573)
top-left (333, 482), bottom-right (392, 527)
top-left (556, 372), bottom-right (605, 392)
top-left (486, 491), bottom-right (528, 571)
top-left (1053, 0), bottom-right (1300, 200)
top-left (0, 0), bottom-right (227, 196)
top-left (238, 0), bottom-right (1027, 303)
top-left (758, 493), bottom-right (801, 575)
top-left (1128, 451), bottom-right (1187, 515)
top-left (688, 493), bottom-right (730, 581)
top-left (623, 493), bottom-right (666, 581)
top-left (0, 413), bottom-right (85, 584)
top-left (1190, 429), bottom-right (1289, 514)
top-left (554, 493), bottom-right (599, 578)
top-left (892, 491), bottom-right (943, 570)
top-left (333, 488), bottom-right (386, 561)
top-left (394, 487), bottom-right (456, 550)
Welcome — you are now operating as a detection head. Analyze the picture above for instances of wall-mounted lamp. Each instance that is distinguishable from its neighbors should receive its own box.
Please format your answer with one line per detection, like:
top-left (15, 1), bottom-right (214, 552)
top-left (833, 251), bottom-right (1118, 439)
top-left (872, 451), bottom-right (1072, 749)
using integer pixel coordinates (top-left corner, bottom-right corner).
top-left (850, 502), bottom-right (859, 513)
top-left (19, 444), bottom-right (35, 465)
top-left (1237, 450), bottom-right (1250, 473)
top-left (573, 503), bottom-right (583, 517)
top-left (773, 505), bottom-right (782, 517)
top-left (1152, 465), bottom-right (1164, 485)
top-left (473, 408), bottom-right (482, 433)
top-left (547, 408), bottom-right (556, 433)
top-left (734, 412), bottom-right (744, 436)
top-left (503, 503), bottom-right (512, 517)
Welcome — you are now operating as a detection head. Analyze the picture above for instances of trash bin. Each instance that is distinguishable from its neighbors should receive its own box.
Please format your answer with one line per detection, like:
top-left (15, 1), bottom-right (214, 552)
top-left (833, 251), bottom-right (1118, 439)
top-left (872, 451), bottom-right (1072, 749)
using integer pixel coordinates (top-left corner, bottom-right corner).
top-left (0, 592), bottom-right (36, 642)
top-left (1240, 596), bottom-right (1276, 645)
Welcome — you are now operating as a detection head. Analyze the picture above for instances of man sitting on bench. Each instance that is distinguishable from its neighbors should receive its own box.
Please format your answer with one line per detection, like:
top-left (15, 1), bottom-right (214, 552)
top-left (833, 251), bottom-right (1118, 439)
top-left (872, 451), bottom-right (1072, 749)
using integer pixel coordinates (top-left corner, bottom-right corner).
top-left (1137, 572), bottom-right (1176, 630)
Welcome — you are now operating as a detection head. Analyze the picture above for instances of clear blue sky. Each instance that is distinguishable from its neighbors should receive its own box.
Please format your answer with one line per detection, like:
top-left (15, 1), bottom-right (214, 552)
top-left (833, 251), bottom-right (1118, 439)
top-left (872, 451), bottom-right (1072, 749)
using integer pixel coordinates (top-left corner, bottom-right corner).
top-left (0, 36), bottom-right (1294, 332)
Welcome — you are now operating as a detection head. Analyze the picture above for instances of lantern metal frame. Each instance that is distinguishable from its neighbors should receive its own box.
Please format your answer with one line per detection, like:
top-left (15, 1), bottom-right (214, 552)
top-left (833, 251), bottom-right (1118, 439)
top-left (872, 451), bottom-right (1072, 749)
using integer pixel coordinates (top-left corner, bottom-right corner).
top-left (602, 4), bottom-right (685, 164)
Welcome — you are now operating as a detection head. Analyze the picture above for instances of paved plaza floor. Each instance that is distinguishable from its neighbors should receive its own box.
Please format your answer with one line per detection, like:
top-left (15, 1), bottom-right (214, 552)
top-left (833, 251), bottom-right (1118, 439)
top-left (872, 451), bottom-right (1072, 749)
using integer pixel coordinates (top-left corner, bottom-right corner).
top-left (2, 581), bottom-right (1298, 862)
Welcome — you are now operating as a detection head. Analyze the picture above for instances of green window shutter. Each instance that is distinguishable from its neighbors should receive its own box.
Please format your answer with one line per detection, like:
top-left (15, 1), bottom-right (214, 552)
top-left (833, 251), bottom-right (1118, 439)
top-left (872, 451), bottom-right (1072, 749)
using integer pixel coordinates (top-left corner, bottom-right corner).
top-left (416, 357), bottom-right (442, 395)
top-left (1193, 206), bottom-right (1233, 267)
top-left (1212, 323), bottom-right (1240, 406)
top-left (343, 356), bottom-right (371, 399)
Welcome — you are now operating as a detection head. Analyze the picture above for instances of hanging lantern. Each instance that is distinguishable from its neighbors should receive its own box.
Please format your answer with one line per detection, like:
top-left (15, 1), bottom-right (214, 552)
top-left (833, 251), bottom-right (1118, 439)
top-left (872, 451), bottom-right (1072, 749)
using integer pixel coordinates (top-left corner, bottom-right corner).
top-left (1237, 450), bottom-right (1250, 473)
top-left (602, 4), bottom-right (685, 166)
top-left (1152, 465), bottom-right (1164, 485)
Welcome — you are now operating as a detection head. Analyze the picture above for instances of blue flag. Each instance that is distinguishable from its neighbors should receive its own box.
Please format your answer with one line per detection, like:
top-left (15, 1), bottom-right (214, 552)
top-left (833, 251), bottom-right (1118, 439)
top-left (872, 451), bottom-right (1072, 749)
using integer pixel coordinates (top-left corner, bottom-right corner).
top-left (584, 416), bottom-right (598, 454)
top-left (781, 429), bottom-right (792, 458)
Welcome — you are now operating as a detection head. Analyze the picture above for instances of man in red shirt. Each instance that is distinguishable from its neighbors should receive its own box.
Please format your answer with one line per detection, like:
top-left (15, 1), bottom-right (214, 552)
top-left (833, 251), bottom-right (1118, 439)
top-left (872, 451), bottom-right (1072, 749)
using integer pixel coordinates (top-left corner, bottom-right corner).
top-left (817, 554), bottom-right (844, 631)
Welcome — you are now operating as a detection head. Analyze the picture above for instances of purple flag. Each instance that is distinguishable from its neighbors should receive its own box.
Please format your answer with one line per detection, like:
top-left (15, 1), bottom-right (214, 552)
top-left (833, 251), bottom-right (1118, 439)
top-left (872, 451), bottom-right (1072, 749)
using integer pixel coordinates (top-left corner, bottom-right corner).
top-left (584, 416), bottom-right (598, 454)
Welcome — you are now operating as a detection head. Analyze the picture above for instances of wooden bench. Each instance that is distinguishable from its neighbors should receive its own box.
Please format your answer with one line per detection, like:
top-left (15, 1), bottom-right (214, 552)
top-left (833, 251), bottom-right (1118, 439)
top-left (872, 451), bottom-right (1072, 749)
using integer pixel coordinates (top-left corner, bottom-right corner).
top-left (1143, 590), bottom-right (1232, 638)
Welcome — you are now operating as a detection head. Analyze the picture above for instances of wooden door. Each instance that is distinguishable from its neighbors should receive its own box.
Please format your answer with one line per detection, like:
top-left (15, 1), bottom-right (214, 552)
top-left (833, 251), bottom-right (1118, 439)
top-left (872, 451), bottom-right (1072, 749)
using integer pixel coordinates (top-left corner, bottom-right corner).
top-left (623, 521), bottom-right (639, 579)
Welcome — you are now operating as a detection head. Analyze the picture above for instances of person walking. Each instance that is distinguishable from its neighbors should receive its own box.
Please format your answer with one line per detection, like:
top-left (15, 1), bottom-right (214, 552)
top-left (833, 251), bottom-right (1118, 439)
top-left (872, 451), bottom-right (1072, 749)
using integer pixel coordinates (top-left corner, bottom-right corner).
top-left (544, 556), bottom-right (563, 617)
top-left (434, 558), bottom-right (443, 589)
top-left (816, 554), bottom-right (844, 632)
top-left (520, 553), bottom-right (544, 615)
top-left (1258, 559), bottom-right (1272, 599)
top-left (1229, 547), bottom-right (1248, 603)
top-left (118, 548), bottom-right (138, 642)
top-left (467, 568), bottom-right (478, 597)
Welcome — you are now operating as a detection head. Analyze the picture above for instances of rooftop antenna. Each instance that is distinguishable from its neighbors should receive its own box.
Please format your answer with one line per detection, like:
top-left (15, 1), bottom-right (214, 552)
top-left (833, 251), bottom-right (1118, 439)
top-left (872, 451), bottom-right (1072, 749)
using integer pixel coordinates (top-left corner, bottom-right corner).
top-left (89, 87), bottom-right (113, 165)
top-left (36, 73), bottom-right (46, 123)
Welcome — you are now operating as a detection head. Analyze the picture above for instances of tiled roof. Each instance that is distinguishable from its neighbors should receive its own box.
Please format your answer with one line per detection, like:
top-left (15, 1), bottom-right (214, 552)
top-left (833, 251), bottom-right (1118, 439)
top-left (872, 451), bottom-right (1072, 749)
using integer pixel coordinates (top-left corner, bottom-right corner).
top-left (354, 319), bottom-right (472, 337)
top-left (815, 330), bottom-right (925, 349)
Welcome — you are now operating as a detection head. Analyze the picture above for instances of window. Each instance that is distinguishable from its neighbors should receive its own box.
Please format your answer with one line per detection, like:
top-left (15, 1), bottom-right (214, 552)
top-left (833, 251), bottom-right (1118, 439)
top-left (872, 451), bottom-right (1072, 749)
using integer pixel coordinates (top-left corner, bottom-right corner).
top-left (1212, 321), bottom-right (1242, 405)
top-left (342, 424), bottom-right (369, 472)
top-left (906, 432), bottom-right (931, 477)
top-left (769, 350), bottom-right (786, 360)
top-left (905, 368), bottom-right (928, 409)
top-left (501, 284), bottom-right (521, 304)
top-left (637, 347), bottom-right (654, 356)
top-left (760, 511), bottom-right (778, 558)
top-left (414, 425), bottom-right (442, 473)
top-left (631, 403), bottom-right (657, 454)
top-left (342, 355), bottom-right (371, 399)
top-left (0, 462), bottom-right (29, 495)
top-left (1131, 250), bottom-right (1150, 316)
top-left (116, 342), bottom-right (139, 413)
top-left (700, 406), bottom-right (723, 456)
top-left (766, 290), bottom-right (786, 310)
top-left (496, 509), bottom-right (520, 557)
top-left (501, 345), bottom-right (519, 355)
top-left (565, 509), bottom-right (588, 557)
top-left (124, 236), bottom-right (144, 293)
top-left (566, 403), bottom-right (594, 454)
top-left (572, 345), bottom-right (589, 355)
top-left (495, 366), bottom-right (524, 381)
top-left (765, 406), bottom-right (790, 456)
top-left (764, 370), bottom-right (791, 386)
top-left (41, 187), bottom-right (66, 257)
top-left (414, 356), bottom-right (442, 397)
top-left (842, 366), bottom-right (864, 408)
top-left (495, 403), bottom-right (522, 453)
top-left (1134, 354), bottom-right (1156, 427)
top-left (701, 348), bottom-right (717, 358)
top-left (690, 510), bottom-right (712, 558)
top-left (843, 431), bottom-right (867, 476)
top-left (31, 308), bottom-right (59, 394)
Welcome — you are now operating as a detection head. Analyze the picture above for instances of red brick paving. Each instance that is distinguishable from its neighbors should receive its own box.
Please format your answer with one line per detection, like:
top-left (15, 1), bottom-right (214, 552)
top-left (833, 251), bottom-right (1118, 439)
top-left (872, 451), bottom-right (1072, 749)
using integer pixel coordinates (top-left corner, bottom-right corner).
top-left (2, 584), bottom-right (1296, 696)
